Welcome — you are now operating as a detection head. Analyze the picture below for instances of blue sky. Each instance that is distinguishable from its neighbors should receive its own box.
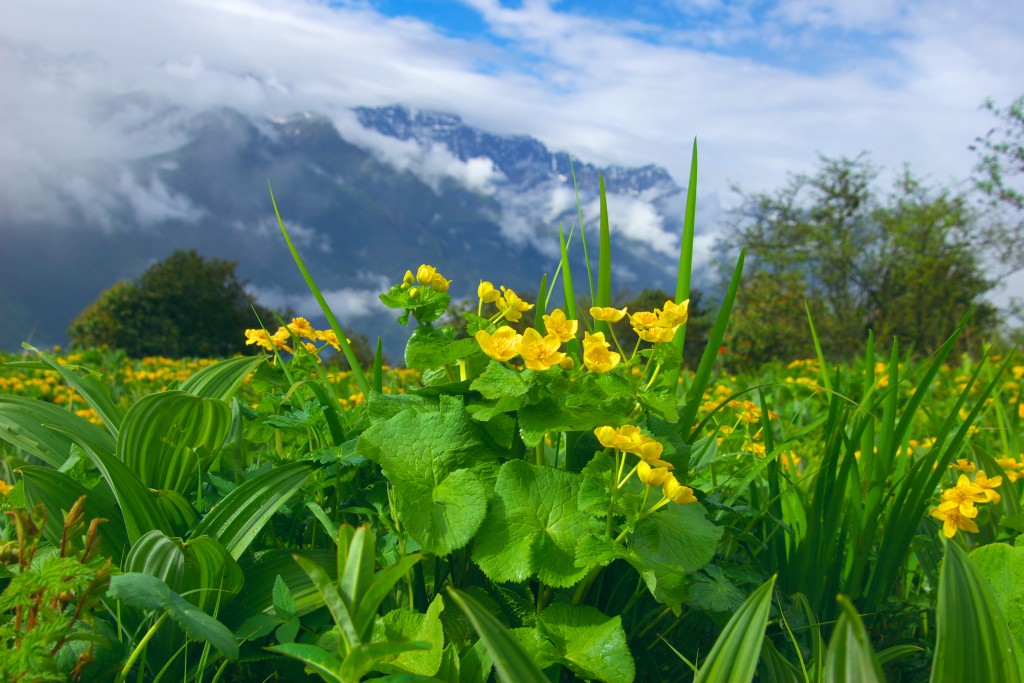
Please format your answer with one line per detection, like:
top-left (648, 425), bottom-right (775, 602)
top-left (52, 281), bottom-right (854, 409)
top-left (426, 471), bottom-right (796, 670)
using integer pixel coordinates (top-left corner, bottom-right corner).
top-left (2, 0), bottom-right (1024, 302)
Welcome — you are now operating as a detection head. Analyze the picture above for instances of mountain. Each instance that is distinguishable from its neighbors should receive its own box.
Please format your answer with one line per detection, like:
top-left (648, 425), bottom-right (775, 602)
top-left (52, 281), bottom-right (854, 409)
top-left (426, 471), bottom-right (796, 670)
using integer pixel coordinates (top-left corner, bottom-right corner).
top-left (0, 103), bottom-right (689, 360)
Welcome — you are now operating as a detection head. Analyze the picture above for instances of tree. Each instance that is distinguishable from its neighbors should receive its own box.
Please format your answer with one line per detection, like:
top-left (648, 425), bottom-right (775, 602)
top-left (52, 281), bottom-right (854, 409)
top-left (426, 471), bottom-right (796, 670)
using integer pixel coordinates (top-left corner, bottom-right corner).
top-left (69, 250), bottom-right (282, 357)
top-left (717, 154), bottom-right (1000, 364)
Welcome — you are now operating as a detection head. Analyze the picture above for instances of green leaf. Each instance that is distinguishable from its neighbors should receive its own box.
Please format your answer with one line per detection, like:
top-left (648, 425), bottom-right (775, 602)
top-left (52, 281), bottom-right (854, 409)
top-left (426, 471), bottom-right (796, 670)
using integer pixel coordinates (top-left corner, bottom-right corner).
top-left (693, 576), bottom-right (775, 683)
top-left (191, 461), bottom-right (316, 560)
top-left (447, 588), bottom-right (548, 683)
top-left (470, 362), bottom-right (531, 400)
top-left (117, 391), bottom-right (231, 494)
top-left (23, 343), bottom-right (124, 434)
top-left (970, 542), bottom-right (1024, 678)
top-left (405, 326), bottom-right (480, 370)
top-left (107, 572), bottom-right (240, 661)
top-left (824, 595), bottom-right (886, 683)
top-left (125, 530), bottom-right (245, 614)
top-left (294, 552), bottom-right (362, 650)
top-left (626, 502), bottom-right (723, 613)
top-left (181, 355), bottom-right (266, 400)
top-left (518, 383), bottom-right (633, 448)
top-left (273, 574), bottom-right (298, 620)
top-left (223, 549), bottom-right (338, 626)
top-left (372, 594), bottom-right (446, 676)
top-left (0, 395), bottom-right (113, 468)
top-left (687, 566), bottom-right (746, 613)
top-left (472, 460), bottom-right (601, 587)
top-left (50, 424), bottom-right (172, 544)
top-left (535, 604), bottom-right (635, 683)
top-left (930, 540), bottom-right (1021, 683)
top-left (267, 643), bottom-right (343, 682)
top-left (357, 398), bottom-right (499, 555)
top-left (19, 465), bottom-right (129, 560)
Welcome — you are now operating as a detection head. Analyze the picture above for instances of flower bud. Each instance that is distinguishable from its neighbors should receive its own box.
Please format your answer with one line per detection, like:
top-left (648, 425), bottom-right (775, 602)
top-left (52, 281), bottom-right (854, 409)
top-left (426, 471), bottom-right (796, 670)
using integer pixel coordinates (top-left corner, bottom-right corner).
top-left (416, 264), bottom-right (437, 285)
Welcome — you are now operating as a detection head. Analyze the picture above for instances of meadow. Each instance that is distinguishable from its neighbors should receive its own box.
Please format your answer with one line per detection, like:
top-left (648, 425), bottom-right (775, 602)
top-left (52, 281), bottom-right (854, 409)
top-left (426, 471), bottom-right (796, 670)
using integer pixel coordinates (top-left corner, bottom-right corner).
top-left (0, 153), bottom-right (1021, 682)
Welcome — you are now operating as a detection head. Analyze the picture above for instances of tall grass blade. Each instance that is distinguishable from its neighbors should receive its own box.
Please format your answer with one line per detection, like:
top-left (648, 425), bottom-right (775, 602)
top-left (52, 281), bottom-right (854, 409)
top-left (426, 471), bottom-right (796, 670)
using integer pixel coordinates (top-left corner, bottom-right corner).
top-left (673, 138), bottom-right (698, 366)
top-left (679, 250), bottom-right (745, 440)
top-left (595, 173), bottom-right (612, 336)
top-left (447, 587), bottom-right (548, 683)
top-left (693, 575), bottom-right (776, 683)
top-left (269, 186), bottom-right (371, 397)
top-left (559, 226), bottom-right (582, 360)
top-left (23, 343), bottom-right (123, 434)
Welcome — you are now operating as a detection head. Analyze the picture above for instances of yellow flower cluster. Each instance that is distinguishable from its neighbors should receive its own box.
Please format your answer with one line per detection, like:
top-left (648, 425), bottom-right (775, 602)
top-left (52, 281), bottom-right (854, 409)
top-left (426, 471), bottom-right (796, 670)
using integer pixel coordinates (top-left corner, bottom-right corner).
top-left (594, 425), bottom-right (697, 506)
top-left (402, 264), bottom-right (452, 296)
top-left (929, 471), bottom-right (1002, 538)
top-left (478, 281), bottom-right (533, 323)
top-left (476, 324), bottom-right (571, 371)
top-left (244, 318), bottom-right (348, 360)
top-left (995, 457), bottom-right (1024, 483)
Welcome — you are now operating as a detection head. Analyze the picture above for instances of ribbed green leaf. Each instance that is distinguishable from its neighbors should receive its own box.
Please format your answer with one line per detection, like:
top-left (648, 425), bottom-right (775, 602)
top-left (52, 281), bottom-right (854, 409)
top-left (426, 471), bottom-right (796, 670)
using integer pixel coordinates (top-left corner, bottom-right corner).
top-left (558, 226), bottom-right (581, 361)
top-left (825, 595), bottom-right (886, 683)
top-left (108, 572), bottom-right (240, 661)
top-left (694, 575), bottom-right (775, 683)
top-left (670, 138), bottom-right (698, 389)
top-left (931, 540), bottom-right (1021, 683)
top-left (23, 343), bottom-right (123, 434)
top-left (181, 355), bottom-right (266, 400)
top-left (0, 395), bottom-right (113, 468)
top-left (339, 525), bottom-right (375, 618)
top-left (266, 643), bottom-right (344, 682)
top-left (354, 554), bottom-right (422, 642)
top-left (126, 530), bottom-right (244, 613)
top-left (19, 465), bottom-right (129, 560)
top-left (447, 588), bottom-right (548, 683)
top-left (117, 391), bottom-right (231, 494)
top-left (191, 460), bottom-right (316, 560)
top-left (223, 549), bottom-right (337, 626)
top-left (49, 424), bottom-right (172, 544)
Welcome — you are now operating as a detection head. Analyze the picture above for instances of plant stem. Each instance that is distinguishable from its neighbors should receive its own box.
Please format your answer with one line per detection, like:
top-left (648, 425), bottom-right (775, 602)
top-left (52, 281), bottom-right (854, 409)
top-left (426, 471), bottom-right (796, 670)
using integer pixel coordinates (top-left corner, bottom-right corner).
top-left (117, 611), bottom-right (170, 683)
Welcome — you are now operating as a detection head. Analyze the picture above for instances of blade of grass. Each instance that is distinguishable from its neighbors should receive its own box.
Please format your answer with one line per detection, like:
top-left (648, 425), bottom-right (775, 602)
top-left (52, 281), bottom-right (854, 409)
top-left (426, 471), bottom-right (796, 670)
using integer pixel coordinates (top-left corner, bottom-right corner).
top-left (269, 185), bottom-right (371, 397)
top-left (595, 173), bottom-right (612, 337)
top-left (671, 138), bottom-right (698, 389)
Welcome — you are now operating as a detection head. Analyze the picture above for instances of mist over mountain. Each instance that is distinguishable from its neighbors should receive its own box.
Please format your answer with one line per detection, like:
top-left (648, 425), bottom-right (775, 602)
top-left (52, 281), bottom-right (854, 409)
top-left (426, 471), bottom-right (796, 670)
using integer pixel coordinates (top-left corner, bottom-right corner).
top-left (1, 101), bottom-right (695, 360)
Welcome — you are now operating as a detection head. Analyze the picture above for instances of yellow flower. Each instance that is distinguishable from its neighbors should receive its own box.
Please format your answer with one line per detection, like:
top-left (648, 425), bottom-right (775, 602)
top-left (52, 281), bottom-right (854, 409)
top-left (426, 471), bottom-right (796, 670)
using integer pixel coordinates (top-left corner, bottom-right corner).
top-left (316, 329), bottom-right (344, 351)
top-left (996, 457), bottom-right (1020, 470)
top-left (478, 280), bottom-right (500, 303)
top-left (663, 476), bottom-right (697, 505)
top-left (430, 273), bottom-right (451, 293)
top-left (636, 439), bottom-right (665, 463)
top-left (937, 474), bottom-right (986, 517)
top-left (542, 309), bottom-right (578, 342)
top-left (401, 269), bottom-right (415, 288)
top-left (974, 470), bottom-right (1003, 504)
top-left (271, 327), bottom-right (293, 351)
top-left (659, 299), bottom-right (689, 327)
top-left (929, 505), bottom-right (980, 538)
top-left (497, 287), bottom-right (533, 320)
top-left (629, 311), bottom-right (660, 330)
top-left (475, 327), bottom-right (522, 362)
top-left (287, 317), bottom-right (317, 340)
top-left (590, 306), bottom-right (628, 323)
top-left (559, 356), bottom-right (575, 370)
top-left (0, 480), bottom-right (13, 496)
top-left (637, 460), bottom-right (672, 487)
top-left (594, 426), bottom-right (620, 449)
top-left (637, 325), bottom-right (677, 343)
top-left (518, 329), bottom-right (565, 371)
top-left (949, 458), bottom-right (977, 473)
top-left (244, 329), bottom-right (274, 351)
top-left (583, 332), bottom-right (620, 373)
top-left (416, 264), bottom-right (437, 285)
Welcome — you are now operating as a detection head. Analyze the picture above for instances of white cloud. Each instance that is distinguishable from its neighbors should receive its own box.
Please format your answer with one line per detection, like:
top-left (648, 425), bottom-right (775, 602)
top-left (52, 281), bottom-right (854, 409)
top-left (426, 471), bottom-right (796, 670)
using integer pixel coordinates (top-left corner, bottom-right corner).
top-left (2, 0), bottom-right (1023, 276)
top-left (247, 284), bottom-right (388, 320)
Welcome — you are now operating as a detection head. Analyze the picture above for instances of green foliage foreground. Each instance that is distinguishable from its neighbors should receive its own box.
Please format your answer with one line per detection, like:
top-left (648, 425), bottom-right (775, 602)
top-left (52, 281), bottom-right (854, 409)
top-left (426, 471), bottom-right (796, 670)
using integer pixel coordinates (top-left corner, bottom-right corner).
top-left (0, 145), bottom-right (1022, 682)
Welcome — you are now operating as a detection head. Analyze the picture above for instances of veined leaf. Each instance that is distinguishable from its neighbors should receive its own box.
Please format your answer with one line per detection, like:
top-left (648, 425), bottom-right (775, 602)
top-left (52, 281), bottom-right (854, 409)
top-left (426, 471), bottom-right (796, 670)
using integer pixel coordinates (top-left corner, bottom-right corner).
top-left (223, 549), bottom-right (338, 626)
top-left (20, 465), bottom-right (129, 560)
top-left (535, 603), bottom-right (634, 683)
top-left (266, 643), bottom-right (343, 683)
top-left (49, 424), bottom-right (172, 544)
top-left (23, 343), bottom-right (123, 434)
top-left (0, 395), bottom-right (113, 468)
top-left (117, 391), bottom-right (232, 494)
top-left (181, 355), bottom-right (266, 400)
top-left (371, 594), bottom-right (446, 677)
top-left (970, 542), bottom-right (1024, 677)
top-left (191, 460), bottom-right (317, 560)
top-left (357, 397), bottom-right (500, 556)
top-left (694, 575), bottom-right (775, 683)
top-left (824, 595), bottom-right (886, 683)
top-left (931, 540), bottom-right (1021, 683)
top-left (472, 460), bottom-right (600, 587)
